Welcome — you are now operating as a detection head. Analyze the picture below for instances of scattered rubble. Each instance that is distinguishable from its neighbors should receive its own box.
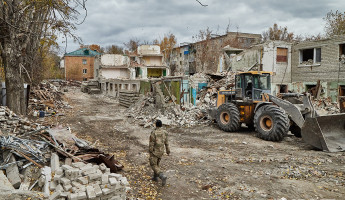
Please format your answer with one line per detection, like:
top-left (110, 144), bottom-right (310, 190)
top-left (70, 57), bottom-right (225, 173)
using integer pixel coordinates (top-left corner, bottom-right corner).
top-left (0, 106), bottom-right (127, 200)
top-left (81, 80), bottom-right (101, 94)
top-left (28, 81), bottom-right (72, 117)
top-left (312, 97), bottom-right (341, 115)
top-left (126, 72), bottom-right (238, 127)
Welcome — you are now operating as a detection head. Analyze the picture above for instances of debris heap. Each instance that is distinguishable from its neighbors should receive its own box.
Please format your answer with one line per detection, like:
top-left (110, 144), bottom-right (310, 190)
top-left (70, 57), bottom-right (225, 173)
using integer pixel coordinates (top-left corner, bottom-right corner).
top-left (312, 97), bottom-right (341, 115)
top-left (43, 158), bottom-right (129, 200)
top-left (28, 81), bottom-right (71, 116)
top-left (0, 106), bottom-right (127, 200)
top-left (127, 94), bottom-right (210, 127)
top-left (0, 106), bottom-right (45, 135)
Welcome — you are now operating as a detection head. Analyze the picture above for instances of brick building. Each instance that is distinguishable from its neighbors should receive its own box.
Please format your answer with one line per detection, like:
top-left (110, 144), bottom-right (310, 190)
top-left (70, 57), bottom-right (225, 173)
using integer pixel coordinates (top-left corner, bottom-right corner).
top-left (64, 48), bottom-right (101, 81)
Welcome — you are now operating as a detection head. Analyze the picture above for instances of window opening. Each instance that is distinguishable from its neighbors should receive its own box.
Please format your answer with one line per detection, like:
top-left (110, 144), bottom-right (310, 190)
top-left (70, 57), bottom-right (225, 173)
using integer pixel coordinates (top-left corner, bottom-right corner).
top-left (277, 48), bottom-right (288, 63)
top-left (83, 69), bottom-right (87, 74)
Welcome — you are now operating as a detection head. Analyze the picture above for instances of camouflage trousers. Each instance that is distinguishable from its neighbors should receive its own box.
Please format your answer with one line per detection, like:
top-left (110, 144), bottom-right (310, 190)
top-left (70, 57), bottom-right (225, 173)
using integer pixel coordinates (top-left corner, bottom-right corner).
top-left (149, 153), bottom-right (162, 175)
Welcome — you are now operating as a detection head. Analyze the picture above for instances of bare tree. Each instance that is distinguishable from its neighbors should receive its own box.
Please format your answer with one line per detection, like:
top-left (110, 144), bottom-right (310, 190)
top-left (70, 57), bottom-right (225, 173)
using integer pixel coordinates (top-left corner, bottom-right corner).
top-left (262, 23), bottom-right (294, 42)
top-left (324, 10), bottom-right (345, 37)
top-left (0, 0), bottom-right (87, 114)
top-left (105, 45), bottom-right (124, 54)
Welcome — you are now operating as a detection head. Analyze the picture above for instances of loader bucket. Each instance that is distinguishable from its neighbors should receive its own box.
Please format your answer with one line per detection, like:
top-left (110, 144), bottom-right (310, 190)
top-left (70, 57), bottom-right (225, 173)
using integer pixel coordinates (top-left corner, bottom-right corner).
top-left (301, 113), bottom-right (345, 152)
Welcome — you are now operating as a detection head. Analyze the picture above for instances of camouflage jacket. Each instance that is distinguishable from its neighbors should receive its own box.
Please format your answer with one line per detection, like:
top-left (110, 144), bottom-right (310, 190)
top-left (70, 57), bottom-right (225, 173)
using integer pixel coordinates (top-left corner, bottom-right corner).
top-left (149, 128), bottom-right (170, 158)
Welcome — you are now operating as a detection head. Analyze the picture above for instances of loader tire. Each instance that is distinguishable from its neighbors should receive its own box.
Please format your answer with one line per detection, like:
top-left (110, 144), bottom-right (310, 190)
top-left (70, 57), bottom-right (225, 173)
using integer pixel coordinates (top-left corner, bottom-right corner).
top-left (254, 105), bottom-right (290, 141)
top-left (216, 103), bottom-right (240, 132)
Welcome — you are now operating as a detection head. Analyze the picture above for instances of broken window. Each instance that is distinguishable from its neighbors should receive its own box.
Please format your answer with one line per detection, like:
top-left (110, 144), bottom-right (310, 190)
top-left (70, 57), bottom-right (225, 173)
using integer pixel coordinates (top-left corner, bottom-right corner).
top-left (83, 69), bottom-right (87, 74)
top-left (277, 48), bottom-right (288, 63)
top-left (83, 78), bottom-right (87, 81)
top-left (82, 59), bottom-right (87, 65)
top-left (339, 85), bottom-right (345, 96)
top-left (299, 48), bottom-right (321, 65)
top-left (339, 44), bottom-right (345, 58)
top-left (278, 84), bottom-right (288, 93)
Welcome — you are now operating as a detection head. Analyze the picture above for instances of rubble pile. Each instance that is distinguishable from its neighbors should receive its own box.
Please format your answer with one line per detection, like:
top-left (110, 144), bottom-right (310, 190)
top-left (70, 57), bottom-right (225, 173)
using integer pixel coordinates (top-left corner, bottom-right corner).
top-left (42, 158), bottom-right (129, 200)
top-left (0, 106), bottom-right (127, 200)
top-left (312, 97), bottom-right (340, 115)
top-left (127, 94), bottom-right (210, 127)
top-left (0, 106), bottom-right (45, 135)
top-left (28, 81), bottom-right (71, 116)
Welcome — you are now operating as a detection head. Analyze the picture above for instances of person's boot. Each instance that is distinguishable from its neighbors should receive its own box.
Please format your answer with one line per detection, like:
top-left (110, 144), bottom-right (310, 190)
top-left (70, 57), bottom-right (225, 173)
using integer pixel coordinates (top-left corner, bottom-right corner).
top-left (151, 173), bottom-right (159, 182)
top-left (159, 173), bottom-right (167, 186)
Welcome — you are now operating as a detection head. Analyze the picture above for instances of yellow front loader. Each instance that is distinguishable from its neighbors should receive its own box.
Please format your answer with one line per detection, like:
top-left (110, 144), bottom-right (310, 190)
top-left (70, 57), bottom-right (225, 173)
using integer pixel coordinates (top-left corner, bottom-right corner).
top-left (209, 71), bottom-right (345, 152)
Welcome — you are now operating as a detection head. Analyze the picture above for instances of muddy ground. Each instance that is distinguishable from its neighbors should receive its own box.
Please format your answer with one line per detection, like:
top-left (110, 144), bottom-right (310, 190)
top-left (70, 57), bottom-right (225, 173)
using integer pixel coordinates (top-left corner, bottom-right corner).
top-left (57, 88), bottom-right (344, 199)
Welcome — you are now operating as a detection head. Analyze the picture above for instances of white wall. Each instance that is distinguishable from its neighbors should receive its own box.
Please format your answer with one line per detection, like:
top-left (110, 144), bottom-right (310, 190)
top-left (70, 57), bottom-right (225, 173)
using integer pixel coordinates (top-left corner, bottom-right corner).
top-left (101, 54), bottom-right (129, 66)
top-left (138, 45), bottom-right (161, 55)
top-left (262, 41), bottom-right (292, 85)
top-left (101, 68), bottom-right (130, 79)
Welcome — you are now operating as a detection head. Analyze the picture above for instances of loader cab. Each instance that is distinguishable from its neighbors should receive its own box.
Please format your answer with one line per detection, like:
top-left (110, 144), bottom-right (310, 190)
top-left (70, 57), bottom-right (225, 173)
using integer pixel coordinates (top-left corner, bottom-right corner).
top-left (235, 71), bottom-right (272, 101)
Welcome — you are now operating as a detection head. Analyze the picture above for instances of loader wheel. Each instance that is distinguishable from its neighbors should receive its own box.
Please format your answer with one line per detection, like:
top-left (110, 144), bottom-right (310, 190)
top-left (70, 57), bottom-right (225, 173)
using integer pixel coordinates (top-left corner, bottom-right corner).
top-left (254, 105), bottom-right (290, 141)
top-left (216, 103), bottom-right (240, 132)
top-left (289, 123), bottom-right (302, 138)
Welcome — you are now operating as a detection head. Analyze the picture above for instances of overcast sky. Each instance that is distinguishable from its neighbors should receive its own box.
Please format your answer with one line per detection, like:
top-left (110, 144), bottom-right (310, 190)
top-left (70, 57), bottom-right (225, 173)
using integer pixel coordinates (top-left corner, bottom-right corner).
top-left (57, 0), bottom-right (345, 54)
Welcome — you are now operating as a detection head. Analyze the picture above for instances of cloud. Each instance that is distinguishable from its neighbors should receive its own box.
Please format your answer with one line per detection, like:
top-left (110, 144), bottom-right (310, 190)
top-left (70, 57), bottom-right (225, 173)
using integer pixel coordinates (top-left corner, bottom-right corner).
top-left (57, 0), bottom-right (344, 54)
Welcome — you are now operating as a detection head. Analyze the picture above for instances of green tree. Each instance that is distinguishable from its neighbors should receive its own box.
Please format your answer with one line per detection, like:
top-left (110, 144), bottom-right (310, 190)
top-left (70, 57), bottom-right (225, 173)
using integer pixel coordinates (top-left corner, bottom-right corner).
top-left (324, 10), bottom-right (345, 37)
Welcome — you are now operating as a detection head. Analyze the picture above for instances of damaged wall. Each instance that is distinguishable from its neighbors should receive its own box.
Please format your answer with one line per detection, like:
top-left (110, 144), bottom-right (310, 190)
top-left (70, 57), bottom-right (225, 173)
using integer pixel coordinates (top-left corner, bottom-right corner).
top-left (291, 35), bottom-right (345, 82)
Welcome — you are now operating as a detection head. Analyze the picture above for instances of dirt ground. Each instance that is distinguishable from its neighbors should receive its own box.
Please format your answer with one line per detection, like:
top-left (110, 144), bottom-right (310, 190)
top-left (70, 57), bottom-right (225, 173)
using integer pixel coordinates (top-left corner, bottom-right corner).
top-left (58, 88), bottom-right (345, 200)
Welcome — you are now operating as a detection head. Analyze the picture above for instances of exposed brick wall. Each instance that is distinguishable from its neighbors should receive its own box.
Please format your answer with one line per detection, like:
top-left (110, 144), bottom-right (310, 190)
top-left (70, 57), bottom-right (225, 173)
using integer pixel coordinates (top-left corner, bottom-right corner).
top-left (291, 35), bottom-right (345, 82)
top-left (65, 56), bottom-right (95, 81)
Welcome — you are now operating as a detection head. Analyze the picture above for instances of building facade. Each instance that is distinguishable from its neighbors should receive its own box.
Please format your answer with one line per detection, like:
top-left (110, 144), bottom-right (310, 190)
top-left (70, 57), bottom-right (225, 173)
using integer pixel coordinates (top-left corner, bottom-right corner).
top-left (64, 48), bottom-right (101, 81)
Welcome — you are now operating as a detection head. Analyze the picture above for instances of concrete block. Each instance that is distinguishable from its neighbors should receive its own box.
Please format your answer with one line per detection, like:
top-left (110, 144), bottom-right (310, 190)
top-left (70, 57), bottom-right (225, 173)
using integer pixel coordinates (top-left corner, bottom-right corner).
top-left (60, 192), bottom-right (68, 198)
top-left (50, 153), bottom-right (60, 173)
top-left (109, 178), bottom-right (118, 186)
top-left (49, 191), bottom-right (61, 200)
top-left (88, 172), bottom-right (102, 181)
top-left (105, 168), bottom-right (111, 174)
top-left (71, 181), bottom-right (82, 188)
top-left (60, 178), bottom-right (71, 186)
top-left (99, 163), bottom-right (107, 171)
top-left (65, 168), bottom-right (79, 180)
top-left (86, 185), bottom-right (97, 199)
top-left (119, 177), bottom-right (129, 186)
top-left (102, 188), bottom-right (114, 195)
top-left (61, 165), bottom-right (74, 171)
top-left (101, 174), bottom-right (109, 185)
top-left (93, 184), bottom-right (102, 197)
top-left (68, 193), bottom-right (78, 200)
top-left (50, 181), bottom-right (58, 190)
top-left (72, 186), bottom-right (78, 193)
top-left (77, 176), bottom-right (88, 185)
top-left (93, 165), bottom-right (100, 170)
top-left (55, 168), bottom-right (64, 175)
top-left (63, 184), bottom-right (72, 191)
top-left (77, 191), bottom-right (87, 200)
top-left (65, 158), bottom-right (72, 166)
top-left (109, 173), bottom-right (122, 180)
top-left (3, 152), bottom-right (21, 189)
top-left (0, 170), bottom-right (14, 190)
top-left (55, 184), bottom-right (64, 192)
top-left (71, 162), bottom-right (86, 169)
top-left (53, 174), bottom-right (62, 182)
top-left (81, 165), bottom-right (97, 176)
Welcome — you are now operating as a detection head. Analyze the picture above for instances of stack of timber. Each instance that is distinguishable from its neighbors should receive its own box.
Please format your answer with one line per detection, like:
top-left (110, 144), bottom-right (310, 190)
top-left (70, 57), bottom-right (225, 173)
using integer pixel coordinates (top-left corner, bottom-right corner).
top-left (119, 90), bottom-right (140, 108)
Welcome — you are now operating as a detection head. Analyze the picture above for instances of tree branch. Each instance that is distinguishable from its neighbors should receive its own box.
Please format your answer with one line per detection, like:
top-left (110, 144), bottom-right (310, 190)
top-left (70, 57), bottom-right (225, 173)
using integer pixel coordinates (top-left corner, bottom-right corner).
top-left (196, 0), bottom-right (208, 7)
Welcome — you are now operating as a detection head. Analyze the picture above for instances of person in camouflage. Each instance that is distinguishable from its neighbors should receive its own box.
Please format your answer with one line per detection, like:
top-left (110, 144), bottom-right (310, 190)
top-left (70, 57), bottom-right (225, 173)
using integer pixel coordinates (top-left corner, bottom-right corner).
top-left (149, 120), bottom-right (170, 186)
